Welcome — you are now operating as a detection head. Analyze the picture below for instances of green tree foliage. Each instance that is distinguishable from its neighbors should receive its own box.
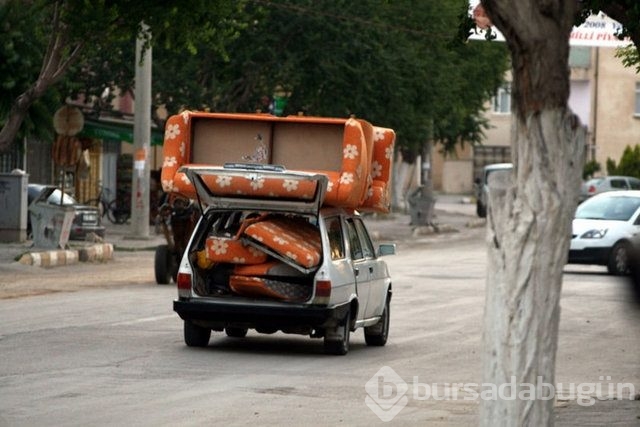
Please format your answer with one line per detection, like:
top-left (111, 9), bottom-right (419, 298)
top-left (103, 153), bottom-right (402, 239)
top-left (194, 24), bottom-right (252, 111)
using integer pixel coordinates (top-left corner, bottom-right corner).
top-left (606, 145), bottom-right (640, 178)
top-left (150, 0), bottom-right (509, 158)
top-left (0, 0), bottom-right (244, 152)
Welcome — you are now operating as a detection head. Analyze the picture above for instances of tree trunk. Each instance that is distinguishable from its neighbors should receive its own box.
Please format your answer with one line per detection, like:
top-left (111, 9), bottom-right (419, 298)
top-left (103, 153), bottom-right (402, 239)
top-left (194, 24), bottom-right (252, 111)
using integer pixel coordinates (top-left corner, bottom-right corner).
top-left (479, 1), bottom-right (586, 425)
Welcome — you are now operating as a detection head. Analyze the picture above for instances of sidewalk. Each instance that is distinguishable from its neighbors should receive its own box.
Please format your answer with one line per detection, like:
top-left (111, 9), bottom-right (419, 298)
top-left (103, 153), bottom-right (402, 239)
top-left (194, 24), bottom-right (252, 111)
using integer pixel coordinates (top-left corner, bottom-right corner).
top-left (0, 193), bottom-right (484, 268)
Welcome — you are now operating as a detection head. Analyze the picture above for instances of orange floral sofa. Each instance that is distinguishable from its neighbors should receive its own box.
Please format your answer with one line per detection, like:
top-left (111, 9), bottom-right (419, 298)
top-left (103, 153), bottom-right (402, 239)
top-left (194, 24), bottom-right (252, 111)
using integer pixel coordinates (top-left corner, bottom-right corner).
top-left (160, 111), bottom-right (394, 213)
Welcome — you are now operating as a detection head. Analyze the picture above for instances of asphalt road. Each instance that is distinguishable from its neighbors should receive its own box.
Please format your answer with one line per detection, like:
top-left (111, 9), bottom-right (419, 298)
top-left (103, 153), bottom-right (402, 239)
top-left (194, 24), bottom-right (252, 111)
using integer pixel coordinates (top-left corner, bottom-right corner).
top-left (0, 230), bottom-right (638, 426)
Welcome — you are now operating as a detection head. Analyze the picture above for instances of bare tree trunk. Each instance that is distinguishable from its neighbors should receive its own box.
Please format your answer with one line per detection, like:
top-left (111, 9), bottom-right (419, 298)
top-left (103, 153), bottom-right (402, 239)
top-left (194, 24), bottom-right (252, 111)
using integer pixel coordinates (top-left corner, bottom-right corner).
top-left (479, 1), bottom-right (586, 425)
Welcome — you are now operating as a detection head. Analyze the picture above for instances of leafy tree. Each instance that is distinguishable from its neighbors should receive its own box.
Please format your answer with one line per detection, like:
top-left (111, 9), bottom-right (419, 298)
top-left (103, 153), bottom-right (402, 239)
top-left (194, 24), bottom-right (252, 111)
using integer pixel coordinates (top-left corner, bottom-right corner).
top-left (606, 145), bottom-right (640, 178)
top-left (0, 0), bottom-right (245, 153)
top-left (582, 159), bottom-right (601, 179)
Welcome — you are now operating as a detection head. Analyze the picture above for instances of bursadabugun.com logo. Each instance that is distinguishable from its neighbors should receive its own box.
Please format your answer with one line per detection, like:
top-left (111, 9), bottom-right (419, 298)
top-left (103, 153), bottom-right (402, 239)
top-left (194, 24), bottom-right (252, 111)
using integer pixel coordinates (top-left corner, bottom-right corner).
top-left (365, 366), bottom-right (637, 422)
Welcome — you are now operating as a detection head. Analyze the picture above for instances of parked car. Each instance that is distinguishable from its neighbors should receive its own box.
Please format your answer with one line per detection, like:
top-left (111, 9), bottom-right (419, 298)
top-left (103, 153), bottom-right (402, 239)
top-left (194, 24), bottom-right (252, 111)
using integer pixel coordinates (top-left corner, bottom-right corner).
top-left (172, 164), bottom-right (395, 355)
top-left (579, 175), bottom-right (640, 203)
top-left (568, 190), bottom-right (640, 275)
top-left (474, 162), bottom-right (513, 218)
top-left (27, 183), bottom-right (106, 241)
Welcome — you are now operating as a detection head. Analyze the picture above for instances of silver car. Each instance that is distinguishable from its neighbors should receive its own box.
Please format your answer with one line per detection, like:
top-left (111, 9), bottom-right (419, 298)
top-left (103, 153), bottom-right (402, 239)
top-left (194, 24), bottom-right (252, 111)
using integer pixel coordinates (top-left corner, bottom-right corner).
top-left (172, 164), bottom-right (395, 355)
top-left (579, 176), bottom-right (640, 203)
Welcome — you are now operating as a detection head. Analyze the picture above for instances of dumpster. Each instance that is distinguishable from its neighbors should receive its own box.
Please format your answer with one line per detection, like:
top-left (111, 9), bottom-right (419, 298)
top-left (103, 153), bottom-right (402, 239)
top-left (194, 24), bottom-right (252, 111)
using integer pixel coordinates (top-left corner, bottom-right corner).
top-left (29, 186), bottom-right (75, 249)
top-left (408, 186), bottom-right (436, 226)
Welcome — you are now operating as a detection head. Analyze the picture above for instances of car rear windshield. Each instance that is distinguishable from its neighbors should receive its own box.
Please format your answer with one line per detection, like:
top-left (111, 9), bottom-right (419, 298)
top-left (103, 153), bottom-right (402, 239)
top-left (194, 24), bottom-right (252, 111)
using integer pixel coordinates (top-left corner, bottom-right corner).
top-left (576, 195), bottom-right (640, 221)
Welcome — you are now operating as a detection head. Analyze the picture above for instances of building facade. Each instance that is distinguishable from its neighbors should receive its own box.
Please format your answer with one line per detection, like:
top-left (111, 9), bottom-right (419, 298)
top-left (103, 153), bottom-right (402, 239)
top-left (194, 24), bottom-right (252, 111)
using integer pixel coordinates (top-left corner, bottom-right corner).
top-left (432, 46), bottom-right (640, 194)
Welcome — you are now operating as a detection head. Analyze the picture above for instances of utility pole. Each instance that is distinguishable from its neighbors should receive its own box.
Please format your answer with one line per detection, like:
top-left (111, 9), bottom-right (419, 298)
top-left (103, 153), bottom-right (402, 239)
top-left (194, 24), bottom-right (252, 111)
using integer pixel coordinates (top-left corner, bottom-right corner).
top-left (131, 23), bottom-right (152, 238)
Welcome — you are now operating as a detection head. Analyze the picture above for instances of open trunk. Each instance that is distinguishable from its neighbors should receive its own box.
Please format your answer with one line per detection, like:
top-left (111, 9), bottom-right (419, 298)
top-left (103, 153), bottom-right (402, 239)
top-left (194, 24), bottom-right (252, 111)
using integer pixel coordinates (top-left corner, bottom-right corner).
top-left (183, 165), bottom-right (328, 303)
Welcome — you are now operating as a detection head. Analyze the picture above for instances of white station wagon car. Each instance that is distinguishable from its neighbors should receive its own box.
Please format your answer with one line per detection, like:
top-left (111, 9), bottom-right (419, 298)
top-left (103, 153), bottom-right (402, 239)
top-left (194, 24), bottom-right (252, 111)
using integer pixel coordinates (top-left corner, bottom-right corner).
top-left (568, 190), bottom-right (640, 275)
top-left (172, 164), bottom-right (395, 355)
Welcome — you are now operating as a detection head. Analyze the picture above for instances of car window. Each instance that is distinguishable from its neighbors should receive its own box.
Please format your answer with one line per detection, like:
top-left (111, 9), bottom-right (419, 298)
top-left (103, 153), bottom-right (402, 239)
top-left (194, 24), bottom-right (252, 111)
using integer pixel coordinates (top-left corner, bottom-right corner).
top-left (325, 216), bottom-right (345, 260)
top-left (576, 195), bottom-right (640, 221)
top-left (610, 179), bottom-right (627, 189)
top-left (629, 179), bottom-right (640, 190)
top-left (353, 218), bottom-right (375, 259)
top-left (345, 219), bottom-right (363, 260)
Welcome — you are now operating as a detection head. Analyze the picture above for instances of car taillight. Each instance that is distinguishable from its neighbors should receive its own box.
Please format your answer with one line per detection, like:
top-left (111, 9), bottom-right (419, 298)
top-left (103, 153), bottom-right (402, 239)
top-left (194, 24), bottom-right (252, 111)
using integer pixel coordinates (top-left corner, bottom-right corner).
top-left (314, 280), bottom-right (331, 304)
top-left (177, 272), bottom-right (192, 291)
top-left (588, 185), bottom-right (596, 194)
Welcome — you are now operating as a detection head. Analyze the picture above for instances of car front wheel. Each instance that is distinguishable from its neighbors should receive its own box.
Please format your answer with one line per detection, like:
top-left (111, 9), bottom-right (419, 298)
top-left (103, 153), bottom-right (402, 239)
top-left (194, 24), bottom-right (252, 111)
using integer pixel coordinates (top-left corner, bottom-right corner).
top-left (184, 320), bottom-right (211, 347)
top-left (608, 242), bottom-right (631, 276)
top-left (365, 297), bottom-right (390, 346)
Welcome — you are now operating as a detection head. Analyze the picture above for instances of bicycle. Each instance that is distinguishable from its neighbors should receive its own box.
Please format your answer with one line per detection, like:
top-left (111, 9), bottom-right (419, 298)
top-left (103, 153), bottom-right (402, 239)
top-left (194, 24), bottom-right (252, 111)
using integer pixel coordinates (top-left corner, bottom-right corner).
top-left (84, 185), bottom-right (131, 225)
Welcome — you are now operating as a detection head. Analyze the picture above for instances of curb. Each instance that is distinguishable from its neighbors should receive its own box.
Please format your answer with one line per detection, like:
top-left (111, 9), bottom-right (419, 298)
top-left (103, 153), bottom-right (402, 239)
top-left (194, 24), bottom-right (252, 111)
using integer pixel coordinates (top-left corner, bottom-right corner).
top-left (17, 243), bottom-right (114, 267)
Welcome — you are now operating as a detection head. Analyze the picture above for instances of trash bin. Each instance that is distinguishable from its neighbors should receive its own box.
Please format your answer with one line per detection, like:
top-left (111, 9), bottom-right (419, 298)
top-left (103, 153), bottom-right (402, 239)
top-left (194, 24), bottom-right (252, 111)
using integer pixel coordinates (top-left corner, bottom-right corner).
top-left (29, 186), bottom-right (75, 249)
top-left (408, 186), bottom-right (436, 226)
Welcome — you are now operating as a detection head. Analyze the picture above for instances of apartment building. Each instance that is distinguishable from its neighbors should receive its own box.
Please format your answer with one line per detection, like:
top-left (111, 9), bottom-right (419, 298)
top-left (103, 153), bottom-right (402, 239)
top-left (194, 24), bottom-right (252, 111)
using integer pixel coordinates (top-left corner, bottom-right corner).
top-left (432, 46), bottom-right (640, 194)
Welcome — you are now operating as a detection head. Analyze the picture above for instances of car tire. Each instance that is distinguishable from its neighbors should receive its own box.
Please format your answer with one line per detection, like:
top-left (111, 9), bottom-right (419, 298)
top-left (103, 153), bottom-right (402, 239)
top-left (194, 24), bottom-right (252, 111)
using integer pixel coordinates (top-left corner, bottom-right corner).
top-left (225, 327), bottom-right (248, 338)
top-left (607, 242), bottom-right (631, 276)
top-left (324, 309), bottom-right (350, 356)
top-left (476, 201), bottom-right (486, 218)
top-left (154, 245), bottom-right (172, 284)
top-left (365, 297), bottom-right (390, 346)
top-left (184, 320), bottom-right (211, 347)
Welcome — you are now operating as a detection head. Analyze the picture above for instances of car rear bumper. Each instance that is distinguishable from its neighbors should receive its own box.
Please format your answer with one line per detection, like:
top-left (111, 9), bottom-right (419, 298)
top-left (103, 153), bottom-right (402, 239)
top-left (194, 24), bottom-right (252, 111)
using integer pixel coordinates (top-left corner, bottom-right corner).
top-left (174, 298), bottom-right (350, 331)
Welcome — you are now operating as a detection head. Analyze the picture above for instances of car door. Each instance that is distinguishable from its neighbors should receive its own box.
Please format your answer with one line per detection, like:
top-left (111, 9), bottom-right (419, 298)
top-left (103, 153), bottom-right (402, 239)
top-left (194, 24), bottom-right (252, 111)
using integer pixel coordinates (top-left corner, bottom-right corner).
top-left (345, 217), bottom-right (386, 320)
top-left (344, 218), bottom-right (372, 322)
top-left (352, 218), bottom-right (388, 319)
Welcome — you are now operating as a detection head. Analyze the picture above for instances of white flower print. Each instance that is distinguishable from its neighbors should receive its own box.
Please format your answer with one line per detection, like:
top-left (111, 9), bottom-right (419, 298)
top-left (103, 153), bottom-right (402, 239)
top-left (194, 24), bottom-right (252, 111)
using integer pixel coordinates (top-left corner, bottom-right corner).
top-left (232, 257), bottom-right (246, 263)
top-left (285, 251), bottom-right (298, 261)
top-left (161, 179), bottom-right (175, 192)
top-left (163, 156), bottom-right (177, 167)
top-left (343, 144), bottom-right (359, 159)
top-left (367, 187), bottom-right (374, 199)
top-left (374, 128), bottom-right (385, 141)
top-left (273, 236), bottom-right (289, 245)
top-left (181, 110), bottom-right (190, 124)
top-left (385, 145), bottom-right (393, 160)
top-left (250, 178), bottom-right (265, 190)
top-left (248, 246), bottom-right (263, 256)
top-left (180, 174), bottom-right (191, 185)
top-left (283, 179), bottom-right (299, 192)
top-left (326, 181), bottom-right (334, 193)
top-left (216, 175), bottom-right (232, 188)
top-left (339, 173), bottom-right (354, 185)
top-left (165, 123), bottom-right (181, 140)
top-left (210, 239), bottom-right (228, 255)
top-left (371, 161), bottom-right (382, 178)
top-left (179, 142), bottom-right (186, 159)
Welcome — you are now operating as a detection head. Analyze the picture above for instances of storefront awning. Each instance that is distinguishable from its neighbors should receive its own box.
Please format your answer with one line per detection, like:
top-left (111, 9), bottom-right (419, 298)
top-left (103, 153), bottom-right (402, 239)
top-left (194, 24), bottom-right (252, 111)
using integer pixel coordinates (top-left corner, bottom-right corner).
top-left (79, 118), bottom-right (164, 146)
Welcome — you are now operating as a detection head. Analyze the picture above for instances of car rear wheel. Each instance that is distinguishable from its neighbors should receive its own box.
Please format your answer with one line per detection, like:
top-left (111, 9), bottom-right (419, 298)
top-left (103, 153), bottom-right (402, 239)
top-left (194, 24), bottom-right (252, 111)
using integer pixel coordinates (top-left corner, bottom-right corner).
top-left (608, 242), bottom-right (631, 276)
top-left (154, 244), bottom-right (172, 284)
top-left (184, 320), bottom-right (211, 347)
top-left (476, 201), bottom-right (486, 218)
top-left (324, 309), bottom-right (350, 356)
top-left (365, 297), bottom-right (390, 346)
top-left (225, 327), bottom-right (248, 338)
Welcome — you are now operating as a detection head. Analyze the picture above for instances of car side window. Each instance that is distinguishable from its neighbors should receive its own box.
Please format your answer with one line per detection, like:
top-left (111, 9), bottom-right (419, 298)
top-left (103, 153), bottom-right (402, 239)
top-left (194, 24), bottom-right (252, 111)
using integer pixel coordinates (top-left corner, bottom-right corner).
top-left (353, 218), bottom-right (375, 259)
top-left (630, 179), bottom-right (640, 190)
top-left (610, 179), bottom-right (626, 189)
top-left (325, 216), bottom-right (345, 260)
top-left (345, 219), bottom-right (363, 260)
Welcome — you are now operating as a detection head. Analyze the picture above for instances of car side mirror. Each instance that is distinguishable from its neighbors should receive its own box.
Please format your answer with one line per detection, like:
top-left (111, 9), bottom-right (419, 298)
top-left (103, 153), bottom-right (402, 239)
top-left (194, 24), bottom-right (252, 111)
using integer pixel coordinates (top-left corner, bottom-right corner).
top-left (377, 243), bottom-right (396, 257)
